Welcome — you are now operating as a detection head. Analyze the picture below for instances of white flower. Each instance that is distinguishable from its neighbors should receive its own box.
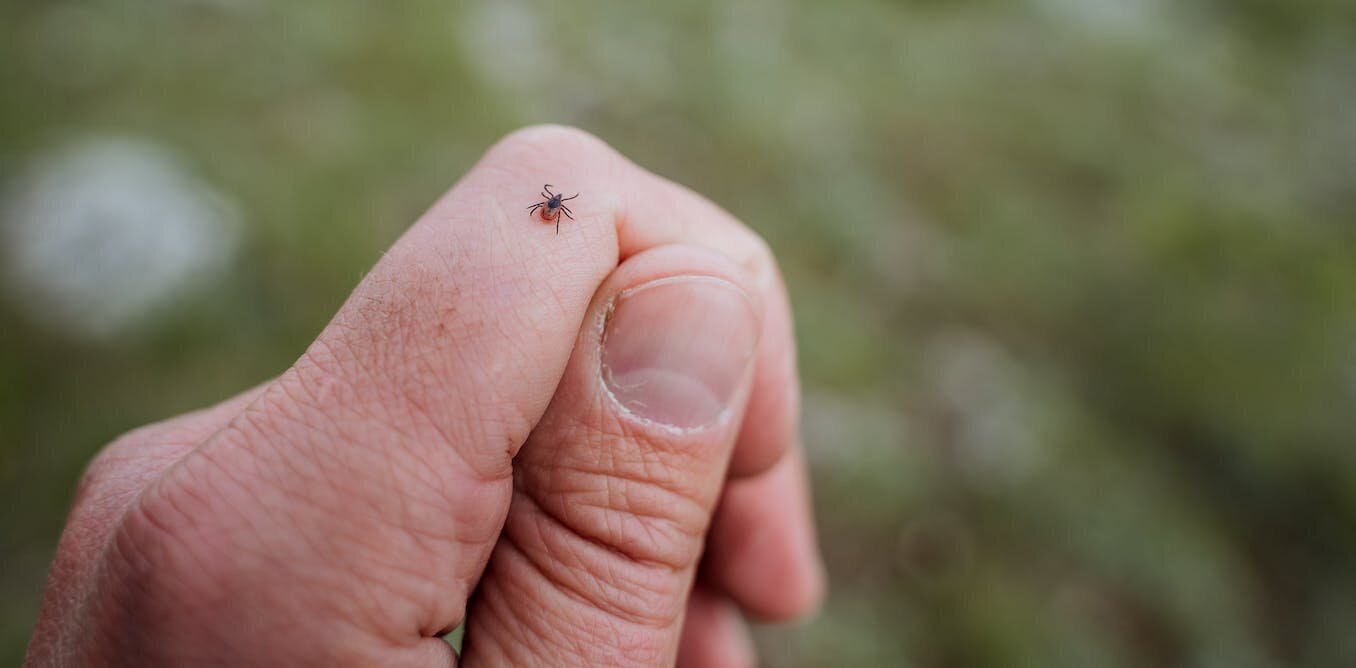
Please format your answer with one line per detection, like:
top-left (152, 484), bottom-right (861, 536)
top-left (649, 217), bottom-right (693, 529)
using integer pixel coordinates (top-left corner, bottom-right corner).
top-left (2, 136), bottom-right (240, 340)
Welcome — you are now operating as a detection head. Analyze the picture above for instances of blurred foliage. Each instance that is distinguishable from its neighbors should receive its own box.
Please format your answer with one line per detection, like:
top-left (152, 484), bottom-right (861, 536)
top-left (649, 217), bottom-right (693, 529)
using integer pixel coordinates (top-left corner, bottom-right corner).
top-left (3, 1), bottom-right (1356, 665)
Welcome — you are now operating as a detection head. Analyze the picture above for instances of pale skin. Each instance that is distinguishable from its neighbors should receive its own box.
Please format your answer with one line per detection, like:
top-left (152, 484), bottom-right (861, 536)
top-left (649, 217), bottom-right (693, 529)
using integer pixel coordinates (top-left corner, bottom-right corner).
top-left (26, 126), bottom-right (824, 667)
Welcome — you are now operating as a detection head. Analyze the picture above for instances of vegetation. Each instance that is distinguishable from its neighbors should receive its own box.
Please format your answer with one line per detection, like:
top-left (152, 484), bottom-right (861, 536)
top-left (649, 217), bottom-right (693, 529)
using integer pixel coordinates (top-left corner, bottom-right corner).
top-left (2, 1), bottom-right (1354, 664)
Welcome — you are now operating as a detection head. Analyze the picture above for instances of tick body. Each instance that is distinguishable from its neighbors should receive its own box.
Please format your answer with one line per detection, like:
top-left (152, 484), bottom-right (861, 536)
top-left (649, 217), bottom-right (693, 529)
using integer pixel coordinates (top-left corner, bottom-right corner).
top-left (527, 184), bottom-right (578, 234)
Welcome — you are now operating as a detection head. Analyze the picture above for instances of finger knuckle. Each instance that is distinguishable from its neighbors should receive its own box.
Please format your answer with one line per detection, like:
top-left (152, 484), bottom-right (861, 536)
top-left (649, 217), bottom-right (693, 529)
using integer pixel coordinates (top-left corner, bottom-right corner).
top-left (488, 124), bottom-right (619, 169)
top-left (73, 425), bottom-right (164, 509)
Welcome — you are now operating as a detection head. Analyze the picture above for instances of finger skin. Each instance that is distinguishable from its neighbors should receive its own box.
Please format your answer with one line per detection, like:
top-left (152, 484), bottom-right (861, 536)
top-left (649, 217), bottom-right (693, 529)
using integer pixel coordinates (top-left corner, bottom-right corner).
top-left (731, 265), bottom-right (800, 476)
top-left (704, 447), bottom-right (825, 621)
top-left (460, 245), bottom-right (761, 667)
top-left (26, 126), bottom-right (799, 667)
top-left (618, 177), bottom-right (799, 478)
top-left (676, 585), bottom-right (756, 668)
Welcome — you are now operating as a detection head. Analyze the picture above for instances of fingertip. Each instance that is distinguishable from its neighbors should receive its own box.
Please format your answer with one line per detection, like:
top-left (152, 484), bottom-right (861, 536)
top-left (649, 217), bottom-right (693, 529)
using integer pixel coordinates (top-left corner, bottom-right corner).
top-left (677, 586), bottom-right (757, 668)
top-left (706, 448), bottom-right (827, 622)
top-left (727, 268), bottom-right (800, 477)
top-left (726, 351), bottom-right (798, 477)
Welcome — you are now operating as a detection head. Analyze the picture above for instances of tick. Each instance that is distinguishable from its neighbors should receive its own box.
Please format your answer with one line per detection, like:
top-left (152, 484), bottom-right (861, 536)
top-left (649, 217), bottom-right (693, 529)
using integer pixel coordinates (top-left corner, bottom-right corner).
top-left (527, 184), bottom-right (578, 234)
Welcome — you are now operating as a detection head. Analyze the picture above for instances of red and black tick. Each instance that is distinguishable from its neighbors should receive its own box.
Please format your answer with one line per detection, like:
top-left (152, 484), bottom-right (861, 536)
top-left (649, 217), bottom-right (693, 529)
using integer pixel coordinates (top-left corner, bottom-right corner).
top-left (527, 184), bottom-right (578, 234)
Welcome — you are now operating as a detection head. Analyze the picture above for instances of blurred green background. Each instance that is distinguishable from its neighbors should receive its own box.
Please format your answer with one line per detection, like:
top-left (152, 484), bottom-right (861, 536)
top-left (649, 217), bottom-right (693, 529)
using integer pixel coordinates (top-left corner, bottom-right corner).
top-left (3, 1), bottom-right (1356, 665)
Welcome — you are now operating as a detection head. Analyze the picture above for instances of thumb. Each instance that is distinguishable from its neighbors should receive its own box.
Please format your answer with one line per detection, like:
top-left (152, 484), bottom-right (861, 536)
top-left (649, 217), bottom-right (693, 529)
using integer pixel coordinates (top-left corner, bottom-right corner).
top-left (461, 245), bottom-right (762, 666)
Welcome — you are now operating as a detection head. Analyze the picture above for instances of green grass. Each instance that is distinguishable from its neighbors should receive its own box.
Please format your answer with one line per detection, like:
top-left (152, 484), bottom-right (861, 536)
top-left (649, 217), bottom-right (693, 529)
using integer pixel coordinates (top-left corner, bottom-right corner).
top-left (3, 1), bottom-right (1356, 665)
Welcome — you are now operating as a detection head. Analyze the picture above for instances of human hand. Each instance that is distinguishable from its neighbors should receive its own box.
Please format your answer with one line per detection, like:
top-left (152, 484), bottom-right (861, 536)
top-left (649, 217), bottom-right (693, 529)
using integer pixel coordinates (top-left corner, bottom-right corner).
top-left (26, 126), bottom-right (823, 667)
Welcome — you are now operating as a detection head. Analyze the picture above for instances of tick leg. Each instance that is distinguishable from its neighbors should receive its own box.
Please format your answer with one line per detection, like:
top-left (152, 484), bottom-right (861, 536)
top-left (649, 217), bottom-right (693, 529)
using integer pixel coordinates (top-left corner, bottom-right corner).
top-left (528, 203), bottom-right (542, 216)
top-left (560, 206), bottom-right (574, 220)
top-left (562, 193), bottom-right (579, 201)
top-left (543, 184), bottom-right (555, 197)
